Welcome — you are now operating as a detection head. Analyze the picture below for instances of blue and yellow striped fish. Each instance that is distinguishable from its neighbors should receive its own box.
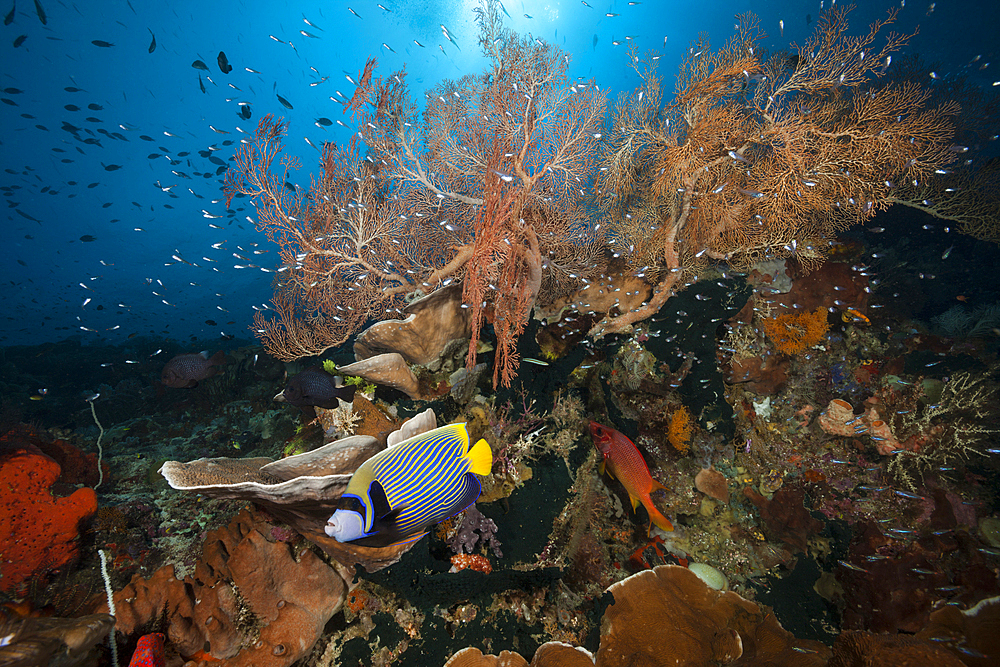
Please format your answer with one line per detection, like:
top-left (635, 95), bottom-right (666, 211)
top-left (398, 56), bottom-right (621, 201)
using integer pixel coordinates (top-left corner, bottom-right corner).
top-left (325, 422), bottom-right (493, 547)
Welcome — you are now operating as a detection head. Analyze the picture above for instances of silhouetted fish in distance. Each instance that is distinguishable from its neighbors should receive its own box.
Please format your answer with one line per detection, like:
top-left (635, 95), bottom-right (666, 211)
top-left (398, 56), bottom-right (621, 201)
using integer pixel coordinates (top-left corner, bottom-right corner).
top-left (217, 50), bottom-right (232, 73)
top-left (274, 366), bottom-right (356, 418)
top-left (161, 350), bottom-right (225, 388)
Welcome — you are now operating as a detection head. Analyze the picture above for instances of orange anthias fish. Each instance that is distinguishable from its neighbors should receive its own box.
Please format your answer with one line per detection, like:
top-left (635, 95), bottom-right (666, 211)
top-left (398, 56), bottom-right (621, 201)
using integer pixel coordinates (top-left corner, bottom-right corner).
top-left (590, 421), bottom-right (674, 532)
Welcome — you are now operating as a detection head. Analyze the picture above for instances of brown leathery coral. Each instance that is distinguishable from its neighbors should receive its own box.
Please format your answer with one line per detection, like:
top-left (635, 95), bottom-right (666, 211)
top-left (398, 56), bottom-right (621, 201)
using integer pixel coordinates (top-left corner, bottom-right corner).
top-left (106, 509), bottom-right (350, 666)
top-left (597, 565), bottom-right (828, 666)
top-left (694, 467), bottom-right (729, 503)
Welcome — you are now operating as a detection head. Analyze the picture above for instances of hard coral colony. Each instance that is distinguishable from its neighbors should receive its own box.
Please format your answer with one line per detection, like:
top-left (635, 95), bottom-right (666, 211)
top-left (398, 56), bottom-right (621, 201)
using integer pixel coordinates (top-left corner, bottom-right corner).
top-left (2, 1), bottom-right (1000, 667)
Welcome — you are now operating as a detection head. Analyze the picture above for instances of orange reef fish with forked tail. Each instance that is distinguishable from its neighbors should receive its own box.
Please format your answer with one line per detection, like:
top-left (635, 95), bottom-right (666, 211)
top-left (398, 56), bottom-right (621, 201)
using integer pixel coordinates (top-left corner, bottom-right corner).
top-left (590, 421), bottom-right (674, 533)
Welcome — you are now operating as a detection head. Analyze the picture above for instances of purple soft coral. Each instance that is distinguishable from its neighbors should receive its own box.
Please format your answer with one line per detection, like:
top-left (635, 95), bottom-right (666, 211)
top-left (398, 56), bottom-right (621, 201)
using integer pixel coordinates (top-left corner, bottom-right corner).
top-left (447, 504), bottom-right (502, 558)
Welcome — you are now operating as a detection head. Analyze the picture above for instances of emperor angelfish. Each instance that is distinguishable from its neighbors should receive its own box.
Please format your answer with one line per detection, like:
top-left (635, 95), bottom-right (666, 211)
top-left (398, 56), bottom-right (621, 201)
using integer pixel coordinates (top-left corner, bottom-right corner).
top-left (325, 422), bottom-right (492, 547)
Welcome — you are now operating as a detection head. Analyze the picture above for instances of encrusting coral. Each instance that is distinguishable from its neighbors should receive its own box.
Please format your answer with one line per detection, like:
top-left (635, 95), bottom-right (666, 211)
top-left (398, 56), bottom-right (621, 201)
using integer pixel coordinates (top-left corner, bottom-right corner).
top-left (105, 509), bottom-right (351, 666)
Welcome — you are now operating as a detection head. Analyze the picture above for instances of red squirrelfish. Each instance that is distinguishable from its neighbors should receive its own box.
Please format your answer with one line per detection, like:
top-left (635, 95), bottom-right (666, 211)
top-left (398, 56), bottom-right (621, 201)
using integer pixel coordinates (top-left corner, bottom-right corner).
top-left (128, 632), bottom-right (166, 667)
top-left (590, 421), bottom-right (674, 532)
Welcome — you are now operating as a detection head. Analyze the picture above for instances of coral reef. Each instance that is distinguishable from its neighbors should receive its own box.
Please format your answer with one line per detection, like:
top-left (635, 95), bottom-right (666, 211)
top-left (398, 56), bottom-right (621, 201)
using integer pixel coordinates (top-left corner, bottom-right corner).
top-left (5, 5), bottom-right (1000, 667)
top-left (440, 565), bottom-right (829, 666)
top-left (158, 431), bottom-right (418, 572)
top-left (743, 482), bottom-right (824, 555)
top-left (0, 610), bottom-right (115, 667)
top-left (107, 509), bottom-right (350, 666)
top-left (228, 0), bottom-right (607, 387)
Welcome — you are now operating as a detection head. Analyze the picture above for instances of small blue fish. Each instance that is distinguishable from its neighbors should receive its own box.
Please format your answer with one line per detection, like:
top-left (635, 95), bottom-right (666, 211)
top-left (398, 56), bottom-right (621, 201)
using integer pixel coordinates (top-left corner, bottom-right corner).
top-left (325, 423), bottom-right (492, 547)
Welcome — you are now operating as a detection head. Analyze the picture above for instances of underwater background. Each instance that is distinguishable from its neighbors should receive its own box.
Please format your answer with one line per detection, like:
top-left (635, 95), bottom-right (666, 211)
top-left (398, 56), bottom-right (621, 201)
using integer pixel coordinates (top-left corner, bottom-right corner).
top-left (2, 0), bottom-right (1000, 665)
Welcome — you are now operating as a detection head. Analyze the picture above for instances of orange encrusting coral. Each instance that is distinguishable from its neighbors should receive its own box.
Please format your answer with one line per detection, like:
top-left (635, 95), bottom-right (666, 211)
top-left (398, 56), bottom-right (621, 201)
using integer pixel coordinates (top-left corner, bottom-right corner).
top-left (450, 553), bottom-right (492, 574)
top-left (760, 307), bottom-right (830, 356)
top-left (346, 588), bottom-right (369, 613)
top-left (667, 406), bottom-right (693, 454)
top-left (0, 450), bottom-right (97, 594)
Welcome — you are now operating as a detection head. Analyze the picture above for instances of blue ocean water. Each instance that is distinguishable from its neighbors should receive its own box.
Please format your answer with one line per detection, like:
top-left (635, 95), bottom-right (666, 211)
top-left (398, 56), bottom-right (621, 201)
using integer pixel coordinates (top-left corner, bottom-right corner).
top-left (2, 0), bottom-right (992, 346)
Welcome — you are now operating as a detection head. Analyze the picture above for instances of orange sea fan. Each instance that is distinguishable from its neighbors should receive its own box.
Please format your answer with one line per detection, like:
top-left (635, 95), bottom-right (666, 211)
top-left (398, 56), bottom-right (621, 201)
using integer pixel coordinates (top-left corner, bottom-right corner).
top-left (760, 307), bottom-right (830, 356)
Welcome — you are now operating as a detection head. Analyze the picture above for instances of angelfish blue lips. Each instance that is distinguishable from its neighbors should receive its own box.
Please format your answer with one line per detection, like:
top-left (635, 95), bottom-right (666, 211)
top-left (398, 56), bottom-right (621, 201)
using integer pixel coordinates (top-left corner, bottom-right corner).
top-left (326, 509), bottom-right (365, 541)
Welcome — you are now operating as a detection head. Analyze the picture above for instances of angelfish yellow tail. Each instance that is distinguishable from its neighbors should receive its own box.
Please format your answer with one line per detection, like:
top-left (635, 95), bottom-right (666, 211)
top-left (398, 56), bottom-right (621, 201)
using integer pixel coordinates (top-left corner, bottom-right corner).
top-left (466, 438), bottom-right (493, 475)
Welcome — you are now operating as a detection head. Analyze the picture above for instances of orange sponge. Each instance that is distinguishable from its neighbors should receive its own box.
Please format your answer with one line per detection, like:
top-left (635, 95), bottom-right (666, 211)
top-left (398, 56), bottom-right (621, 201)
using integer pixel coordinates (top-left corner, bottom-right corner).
top-left (0, 450), bottom-right (97, 593)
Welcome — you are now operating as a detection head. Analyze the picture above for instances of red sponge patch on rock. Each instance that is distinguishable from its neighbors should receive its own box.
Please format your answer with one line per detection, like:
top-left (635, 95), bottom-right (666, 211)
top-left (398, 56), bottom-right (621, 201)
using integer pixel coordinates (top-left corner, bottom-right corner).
top-left (0, 450), bottom-right (98, 594)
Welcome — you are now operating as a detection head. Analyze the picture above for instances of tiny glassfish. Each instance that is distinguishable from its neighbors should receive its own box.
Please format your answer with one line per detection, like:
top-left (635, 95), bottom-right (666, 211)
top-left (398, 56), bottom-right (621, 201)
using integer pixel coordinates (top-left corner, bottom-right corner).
top-left (837, 560), bottom-right (869, 573)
